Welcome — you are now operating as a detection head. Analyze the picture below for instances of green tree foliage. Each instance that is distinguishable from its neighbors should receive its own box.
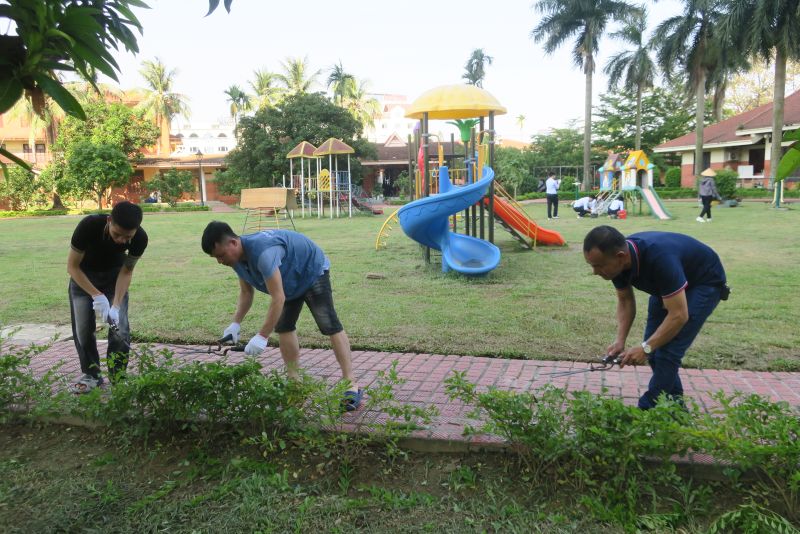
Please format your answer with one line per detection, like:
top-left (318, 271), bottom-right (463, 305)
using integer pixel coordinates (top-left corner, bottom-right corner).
top-left (462, 49), bottom-right (493, 87)
top-left (63, 142), bottom-right (132, 207)
top-left (714, 168), bottom-right (738, 199)
top-left (54, 100), bottom-right (159, 158)
top-left (493, 147), bottom-right (529, 197)
top-left (0, 165), bottom-right (47, 210)
top-left (593, 84), bottom-right (702, 168)
top-left (664, 167), bottom-right (682, 188)
top-left (146, 168), bottom-right (193, 206)
top-left (216, 92), bottom-right (375, 194)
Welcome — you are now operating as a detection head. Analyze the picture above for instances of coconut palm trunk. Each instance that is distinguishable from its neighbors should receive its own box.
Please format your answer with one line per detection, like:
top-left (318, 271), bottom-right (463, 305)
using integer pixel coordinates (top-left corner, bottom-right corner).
top-left (694, 71), bottom-right (706, 179)
top-left (635, 85), bottom-right (643, 150)
top-left (583, 54), bottom-right (593, 190)
top-left (771, 47), bottom-right (786, 203)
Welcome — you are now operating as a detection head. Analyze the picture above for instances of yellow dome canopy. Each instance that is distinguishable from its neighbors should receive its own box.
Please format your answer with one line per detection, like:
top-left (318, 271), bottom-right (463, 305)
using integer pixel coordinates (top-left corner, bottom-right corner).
top-left (405, 84), bottom-right (507, 120)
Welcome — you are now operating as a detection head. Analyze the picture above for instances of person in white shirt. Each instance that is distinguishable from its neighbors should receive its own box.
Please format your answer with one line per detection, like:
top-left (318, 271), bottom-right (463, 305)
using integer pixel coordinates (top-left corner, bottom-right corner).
top-left (545, 173), bottom-right (561, 219)
top-left (607, 198), bottom-right (624, 218)
top-left (573, 195), bottom-right (597, 218)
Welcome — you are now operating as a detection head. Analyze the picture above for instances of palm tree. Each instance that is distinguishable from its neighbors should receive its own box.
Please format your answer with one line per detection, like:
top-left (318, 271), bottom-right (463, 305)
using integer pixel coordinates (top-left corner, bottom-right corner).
top-left (278, 56), bottom-right (321, 95)
top-left (532, 0), bottom-right (637, 189)
top-left (462, 49), bottom-right (493, 87)
top-left (516, 114), bottom-right (527, 138)
top-left (342, 79), bottom-right (381, 129)
top-left (224, 85), bottom-right (251, 139)
top-left (250, 70), bottom-right (284, 109)
top-left (604, 10), bottom-right (656, 150)
top-left (653, 0), bottom-right (723, 180)
top-left (327, 62), bottom-right (355, 105)
top-left (137, 58), bottom-right (190, 155)
top-left (720, 0), bottom-right (800, 196)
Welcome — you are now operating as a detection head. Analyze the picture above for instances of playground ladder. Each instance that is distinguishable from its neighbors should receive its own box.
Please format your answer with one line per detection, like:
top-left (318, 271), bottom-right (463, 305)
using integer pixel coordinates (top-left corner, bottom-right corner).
top-left (595, 190), bottom-right (622, 215)
top-left (242, 207), bottom-right (296, 234)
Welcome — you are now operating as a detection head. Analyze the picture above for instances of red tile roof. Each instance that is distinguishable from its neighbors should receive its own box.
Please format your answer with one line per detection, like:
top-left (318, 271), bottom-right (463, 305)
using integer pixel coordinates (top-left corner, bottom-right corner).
top-left (655, 89), bottom-right (800, 151)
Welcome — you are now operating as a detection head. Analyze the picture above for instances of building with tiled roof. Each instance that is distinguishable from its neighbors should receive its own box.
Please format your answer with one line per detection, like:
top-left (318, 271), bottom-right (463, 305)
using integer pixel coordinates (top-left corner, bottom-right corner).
top-left (654, 89), bottom-right (800, 188)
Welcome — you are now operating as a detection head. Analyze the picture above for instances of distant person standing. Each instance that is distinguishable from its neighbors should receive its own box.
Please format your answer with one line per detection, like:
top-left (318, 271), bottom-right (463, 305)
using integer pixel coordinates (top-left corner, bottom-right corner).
top-left (545, 173), bottom-right (561, 219)
top-left (697, 168), bottom-right (721, 223)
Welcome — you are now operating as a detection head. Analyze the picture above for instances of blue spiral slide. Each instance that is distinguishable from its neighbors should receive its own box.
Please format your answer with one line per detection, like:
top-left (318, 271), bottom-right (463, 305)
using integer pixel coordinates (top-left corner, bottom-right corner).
top-left (398, 166), bottom-right (501, 276)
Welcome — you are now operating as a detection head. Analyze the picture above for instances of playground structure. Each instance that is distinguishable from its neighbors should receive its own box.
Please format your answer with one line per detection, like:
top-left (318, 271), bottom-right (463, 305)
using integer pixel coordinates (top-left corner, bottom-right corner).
top-left (597, 150), bottom-right (672, 220)
top-left (385, 84), bottom-right (564, 275)
top-left (285, 138), bottom-right (380, 218)
top-left (240, 187), bottom-right (298, 232)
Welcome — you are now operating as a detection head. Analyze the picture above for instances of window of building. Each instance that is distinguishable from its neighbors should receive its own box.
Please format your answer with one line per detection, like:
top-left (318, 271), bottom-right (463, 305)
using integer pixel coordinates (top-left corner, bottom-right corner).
top-left (702, 151), bottom-right (711, 170)
top-left (218, 146), bottom-right (227, 152)
top-left (23, 144), bottom-right (32, 153)
top-left (35, 143), bottom-right (46, 153)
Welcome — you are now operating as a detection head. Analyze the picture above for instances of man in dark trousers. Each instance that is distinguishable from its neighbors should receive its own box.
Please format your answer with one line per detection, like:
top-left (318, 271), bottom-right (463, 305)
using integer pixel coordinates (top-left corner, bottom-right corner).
top-left (201, 221), bottom-right (363, 411)
top-left (67, 201), bottom-right (147, 393)
top-left (583, 226), bottom-right (728, 409)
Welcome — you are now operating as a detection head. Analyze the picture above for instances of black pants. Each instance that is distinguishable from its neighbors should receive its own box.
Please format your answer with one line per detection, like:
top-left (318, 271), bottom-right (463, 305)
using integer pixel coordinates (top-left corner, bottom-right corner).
top-left (699, 196), bottom-right (713, 218)
top-left (68, 270), bottom-right (130, 380)
top-left (546, 194), bottom-right (559, 218)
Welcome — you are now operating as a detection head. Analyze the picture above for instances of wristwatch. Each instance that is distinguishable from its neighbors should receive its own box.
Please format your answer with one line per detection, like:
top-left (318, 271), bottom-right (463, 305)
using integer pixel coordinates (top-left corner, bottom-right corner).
top-left (641, 341), bottom-right (653, 355)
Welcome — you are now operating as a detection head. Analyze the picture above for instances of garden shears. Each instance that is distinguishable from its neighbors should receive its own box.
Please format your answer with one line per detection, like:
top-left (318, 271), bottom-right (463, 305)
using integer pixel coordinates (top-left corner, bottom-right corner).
top-left (543, 354), bottom-right (623, 378)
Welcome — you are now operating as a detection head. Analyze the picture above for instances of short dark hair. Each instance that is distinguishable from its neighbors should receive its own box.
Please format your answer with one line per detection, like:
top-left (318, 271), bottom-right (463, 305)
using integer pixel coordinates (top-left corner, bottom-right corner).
top-left (111, 201), bottom-right (143, 230)
top-left (583, 225), bottom-right (626, 254)
top-left (202, 221), bottom-right (238, 254)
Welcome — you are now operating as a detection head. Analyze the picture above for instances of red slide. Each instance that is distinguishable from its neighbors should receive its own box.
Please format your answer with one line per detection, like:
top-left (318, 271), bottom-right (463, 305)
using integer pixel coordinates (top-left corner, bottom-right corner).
top-left (484, 196), bottom-right (565, 246)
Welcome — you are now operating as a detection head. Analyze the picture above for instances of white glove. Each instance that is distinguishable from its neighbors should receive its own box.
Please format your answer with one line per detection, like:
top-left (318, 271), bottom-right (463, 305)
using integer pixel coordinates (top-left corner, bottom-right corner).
top-left (244, 334), bottom-right (268, 356)
top-left (223, 322), bottom-right (241, 343)
top-left (108, 305), bottom-right (120, 326)
top-left (92, 294), bottom-right (111, 323)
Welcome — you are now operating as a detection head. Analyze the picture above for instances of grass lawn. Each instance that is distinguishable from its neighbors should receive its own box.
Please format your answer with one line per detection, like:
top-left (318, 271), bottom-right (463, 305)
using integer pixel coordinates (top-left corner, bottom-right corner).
top-left (0, 422), bottom-right (735, 533)
top-left (0, 199), bottom-right (798, 371)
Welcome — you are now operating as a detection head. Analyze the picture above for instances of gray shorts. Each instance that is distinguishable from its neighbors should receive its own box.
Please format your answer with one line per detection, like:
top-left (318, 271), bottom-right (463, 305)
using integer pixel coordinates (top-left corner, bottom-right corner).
top-left (274, 271), bottom-right (343, 336)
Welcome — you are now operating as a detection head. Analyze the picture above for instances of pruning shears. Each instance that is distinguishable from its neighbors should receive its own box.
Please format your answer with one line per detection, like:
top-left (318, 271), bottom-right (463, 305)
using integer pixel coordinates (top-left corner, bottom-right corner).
top-left (207, 333), bottom-right (245, 356)
top-left (543, 354), bottom-right (623, 378)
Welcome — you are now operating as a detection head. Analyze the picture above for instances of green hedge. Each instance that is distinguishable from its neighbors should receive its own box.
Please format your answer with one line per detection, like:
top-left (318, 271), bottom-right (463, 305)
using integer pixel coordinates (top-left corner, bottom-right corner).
top-left (0, 205), bottom-right (211, 218)
top-left (0, 209), bottom-right (70, 218)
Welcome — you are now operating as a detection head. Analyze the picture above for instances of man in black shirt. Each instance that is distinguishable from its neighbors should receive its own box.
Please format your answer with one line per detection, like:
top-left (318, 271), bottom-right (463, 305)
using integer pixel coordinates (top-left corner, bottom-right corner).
top-left (67, 202), bottom-right (148, 393)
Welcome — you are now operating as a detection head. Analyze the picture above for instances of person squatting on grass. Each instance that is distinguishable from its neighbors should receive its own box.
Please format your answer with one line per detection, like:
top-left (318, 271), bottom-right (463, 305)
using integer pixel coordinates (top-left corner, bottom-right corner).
top-left (583, 226), bottom-right (728, 409)
top-left (67, 201), bottom-right (147, 393)
top-left (201, 222), bottom-right (363, 411)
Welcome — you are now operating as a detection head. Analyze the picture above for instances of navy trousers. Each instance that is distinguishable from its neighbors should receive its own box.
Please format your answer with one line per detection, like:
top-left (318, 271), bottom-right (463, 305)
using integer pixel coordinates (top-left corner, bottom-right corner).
top-left (638, 284), bottom-right (722, 409)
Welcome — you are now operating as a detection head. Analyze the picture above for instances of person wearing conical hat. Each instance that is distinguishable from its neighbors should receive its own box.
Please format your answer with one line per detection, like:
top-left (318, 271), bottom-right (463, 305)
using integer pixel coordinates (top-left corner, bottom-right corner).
top-left (697, 168), bottom-right (721, 223)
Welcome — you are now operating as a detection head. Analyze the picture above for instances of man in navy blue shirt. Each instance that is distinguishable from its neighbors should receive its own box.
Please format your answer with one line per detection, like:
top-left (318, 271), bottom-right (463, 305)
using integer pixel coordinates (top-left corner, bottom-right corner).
top-left (583, 226), bottom-right (728, 409)
top-left (201, 221), bottom-right (362, 411)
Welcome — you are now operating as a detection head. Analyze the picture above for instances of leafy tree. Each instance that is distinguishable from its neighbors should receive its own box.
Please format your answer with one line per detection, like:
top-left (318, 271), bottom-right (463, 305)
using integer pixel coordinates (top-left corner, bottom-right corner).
top-left (592, 83), bottom-right (703, 168)
top-left (327, 62), bottom-right (355, 106)
top-left (726, 59), bottom-right (800, 115)
top-left (664, 166), bottom-right (682, 187)
top-left (216, 92), bottom-right (375, 194)
top-left (341, 79), bottom-right (381, 129)
top-left (277, 56), bottom-right (320, 95)
top-left (462, 49), bottom-right (493, 87)
top-left (604, 10), bottom-right (656, 150)
top-left (249, 69), bottom-right (284, 110)
top-left (654, 0), bottom-right (724, 179)
top-left (0, 0), bottom-right (146, 170)
top-left (137, 57), bottom-right (190, 155)
top-left (721, 0), bottom-right (800, 196)
top-left (224, 85), bottom-right (251, 139)
top-left (493, 146), bottom-right (528, 197)
top-left (146, 168), bottom-right (193, 206)
top-left (532, 0), bottom-right (638, 189)
top-left (63, 142), bottom-right (132, 207)
top-left (515, 114), bottom-right (526, 138)
top-left (0, 165), bottom-right (46, 210)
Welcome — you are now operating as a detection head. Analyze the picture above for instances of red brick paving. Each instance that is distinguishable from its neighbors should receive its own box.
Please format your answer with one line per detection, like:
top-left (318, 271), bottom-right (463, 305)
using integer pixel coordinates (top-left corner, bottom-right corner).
top-left (28, 341), bottom-right (800, 448)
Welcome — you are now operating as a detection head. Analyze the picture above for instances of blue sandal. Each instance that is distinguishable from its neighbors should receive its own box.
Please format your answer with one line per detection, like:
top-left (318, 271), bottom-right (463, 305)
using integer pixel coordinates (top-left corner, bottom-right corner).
top-left (341, 388), bottom-right (364, 412)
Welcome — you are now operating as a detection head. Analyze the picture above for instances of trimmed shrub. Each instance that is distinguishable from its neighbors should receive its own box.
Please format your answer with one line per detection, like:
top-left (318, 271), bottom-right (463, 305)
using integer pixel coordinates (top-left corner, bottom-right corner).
top-left (664, 167), bottom-right (682, 188)
top-left (714, 169), bottom-right (738, 199)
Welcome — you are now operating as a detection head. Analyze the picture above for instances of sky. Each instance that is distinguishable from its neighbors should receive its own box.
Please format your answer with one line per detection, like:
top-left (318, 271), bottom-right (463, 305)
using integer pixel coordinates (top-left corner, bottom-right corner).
top-left (105, 0), bottom-right (684, 141)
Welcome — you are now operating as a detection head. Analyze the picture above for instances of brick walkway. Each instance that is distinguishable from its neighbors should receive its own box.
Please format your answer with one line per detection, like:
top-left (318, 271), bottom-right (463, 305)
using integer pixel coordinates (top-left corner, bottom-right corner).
top-left (29, 341), bottom-right (800, 449)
